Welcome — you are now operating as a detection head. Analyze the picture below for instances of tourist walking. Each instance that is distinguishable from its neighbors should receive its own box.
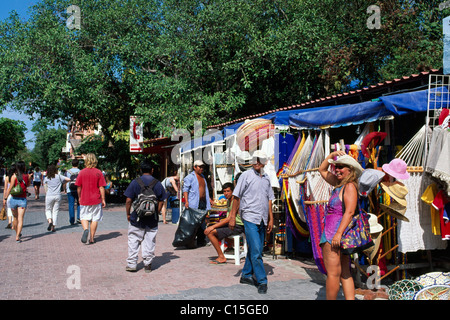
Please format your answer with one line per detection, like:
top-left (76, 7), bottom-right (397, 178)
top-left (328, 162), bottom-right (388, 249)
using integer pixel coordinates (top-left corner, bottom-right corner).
top-left (3, 164), bottom-right (15, 229)
top-left (32, 167), bottom-right (42, 200)
top-left (229, 150), bottom-right (274, 294)
top-left (65, 159), bottom-right (81, 225)
top-left (2, 161), bottom-right (30, 242)
top-left (124, 160), bottom-right (168, 272)
top-left (75, 154), bottom-right (106, 244)
top-left (43, 164), bottom-right (70, 232)
top-left (318, 151), bottom-right (364, 300)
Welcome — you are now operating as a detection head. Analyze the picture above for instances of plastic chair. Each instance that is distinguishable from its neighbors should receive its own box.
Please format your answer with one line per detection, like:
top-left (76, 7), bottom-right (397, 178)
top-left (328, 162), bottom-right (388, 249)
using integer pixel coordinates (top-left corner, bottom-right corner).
top-left (220, 233), bottom-right (247, 265)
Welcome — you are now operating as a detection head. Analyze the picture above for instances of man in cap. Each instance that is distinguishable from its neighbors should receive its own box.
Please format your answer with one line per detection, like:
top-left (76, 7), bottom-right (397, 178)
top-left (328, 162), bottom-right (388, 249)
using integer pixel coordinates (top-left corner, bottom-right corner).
top-left (229, 150), bottom-right (274, 294)
top-left (182, 159), bottom-right (212, 247)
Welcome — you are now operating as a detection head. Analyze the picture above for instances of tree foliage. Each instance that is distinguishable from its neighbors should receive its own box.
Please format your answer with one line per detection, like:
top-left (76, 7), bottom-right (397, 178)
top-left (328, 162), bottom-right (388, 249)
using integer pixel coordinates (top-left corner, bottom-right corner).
top-left (0, 0), bottom-right (446, 142)
top-left (0, 117), bottom-right (27, 163)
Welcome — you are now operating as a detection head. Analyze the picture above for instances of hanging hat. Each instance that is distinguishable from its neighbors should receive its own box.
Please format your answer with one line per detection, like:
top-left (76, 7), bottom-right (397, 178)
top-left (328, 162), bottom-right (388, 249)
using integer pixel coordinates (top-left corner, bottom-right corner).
top-left (367, 213), bottom-right (384, 234)
top-left (361, 132), bottom-right (387, 158)
top-left (379, 202), bottom-right (409, 222)
top-left (382, 158), bottom-right (410, 180)
top-left (328, 154), bottom-right (364, 178)
top-left (359, 169), bottom-right (385, 197)
top-left (380, 181), bottom-right (408, 206)
top-left (439, 108), bottom-right (449, 126)
top-left (363, 228), bottom-right (383, 263)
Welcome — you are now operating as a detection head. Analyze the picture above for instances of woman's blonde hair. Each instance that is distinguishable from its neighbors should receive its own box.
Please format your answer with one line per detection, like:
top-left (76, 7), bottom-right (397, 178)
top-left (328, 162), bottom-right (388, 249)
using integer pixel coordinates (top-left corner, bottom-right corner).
top-left (335, 165), bottom-right (359, 193)
top-left (84, 153), bottom-right (98, 168)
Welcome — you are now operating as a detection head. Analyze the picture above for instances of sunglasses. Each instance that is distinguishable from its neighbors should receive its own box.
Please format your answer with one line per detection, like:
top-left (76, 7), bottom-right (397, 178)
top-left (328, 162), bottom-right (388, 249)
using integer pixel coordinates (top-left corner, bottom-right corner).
top-left (334, 164), bottom-right (349, 169)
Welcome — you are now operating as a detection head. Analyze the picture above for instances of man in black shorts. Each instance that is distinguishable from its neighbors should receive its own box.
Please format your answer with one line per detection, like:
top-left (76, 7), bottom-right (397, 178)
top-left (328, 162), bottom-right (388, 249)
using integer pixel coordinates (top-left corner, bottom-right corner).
top-left (204, 182), bottom-right (245, 264)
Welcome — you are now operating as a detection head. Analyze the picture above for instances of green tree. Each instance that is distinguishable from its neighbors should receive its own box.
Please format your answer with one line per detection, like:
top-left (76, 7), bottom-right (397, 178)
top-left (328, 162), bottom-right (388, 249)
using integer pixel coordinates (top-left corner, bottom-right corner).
top-left (0, 117), bottom-right (27, 163)
top-left (33, 127), bottom-right (67, 167)
top-left (0, 0), bottom-right (446, 142)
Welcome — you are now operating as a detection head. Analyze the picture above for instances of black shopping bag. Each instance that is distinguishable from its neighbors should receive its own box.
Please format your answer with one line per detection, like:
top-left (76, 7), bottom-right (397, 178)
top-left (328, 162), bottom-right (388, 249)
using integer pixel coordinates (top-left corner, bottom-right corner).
top-left (172, 207), bottom-right (207, 248)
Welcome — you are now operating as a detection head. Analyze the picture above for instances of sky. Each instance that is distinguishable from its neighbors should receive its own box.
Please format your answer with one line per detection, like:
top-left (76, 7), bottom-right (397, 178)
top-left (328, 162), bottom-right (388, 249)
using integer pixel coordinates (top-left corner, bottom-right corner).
top-left (0, 0), bottom-right (43, 150)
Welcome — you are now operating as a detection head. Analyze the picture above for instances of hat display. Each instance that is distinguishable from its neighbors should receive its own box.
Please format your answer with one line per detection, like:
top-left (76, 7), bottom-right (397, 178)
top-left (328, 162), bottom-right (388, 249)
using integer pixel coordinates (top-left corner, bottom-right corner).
top-left (379, 202), bottom-right (409, 222)
top-left (359, 169), bottom-right (385, 197)
top-left (367, 213), bottom-right (383, 234)
top-left (328, 154), bottom-right (364, 178)
top-left (236, 119), bottom-right (275, 153)
top-left (361, 132), bottom-right (387, 158)
top-left (382, 158), bottom-right (410, 180)
top-left (380, 181), bottom-right (408, 206)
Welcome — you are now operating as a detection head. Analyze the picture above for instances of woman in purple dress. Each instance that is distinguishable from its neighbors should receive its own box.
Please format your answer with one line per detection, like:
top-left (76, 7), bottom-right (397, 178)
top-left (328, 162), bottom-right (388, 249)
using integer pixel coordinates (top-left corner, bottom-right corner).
top-left (319, 151), bottom-right (363, 300)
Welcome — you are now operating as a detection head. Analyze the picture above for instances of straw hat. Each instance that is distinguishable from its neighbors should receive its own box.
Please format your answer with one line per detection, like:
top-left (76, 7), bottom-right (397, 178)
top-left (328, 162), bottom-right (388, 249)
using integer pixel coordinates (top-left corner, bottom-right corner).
top-left (382, 158), bottom-right (410, 180)
top-left (380, 181), bottom-right (408, 206)
top-left (379, 202), bottom-right (409, 222)
top-left (328, 154), bottom-right (364, 178)
top-left (359, 169), bottom-right (385, 197)
top-left (361, 131), bottom-right (387, 158)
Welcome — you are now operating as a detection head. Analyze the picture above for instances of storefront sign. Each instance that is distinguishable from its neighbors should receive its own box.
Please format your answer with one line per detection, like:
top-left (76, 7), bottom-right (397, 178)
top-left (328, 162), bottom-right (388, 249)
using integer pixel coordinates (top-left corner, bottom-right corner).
top-left (130, 116), bottom-right (143, 153)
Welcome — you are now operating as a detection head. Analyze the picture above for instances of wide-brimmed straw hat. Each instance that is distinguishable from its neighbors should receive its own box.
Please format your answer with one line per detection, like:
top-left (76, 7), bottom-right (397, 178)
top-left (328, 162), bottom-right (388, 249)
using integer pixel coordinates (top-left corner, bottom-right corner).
top-left (359, 169), bottom-right (385, 197)
top-left (382, 158), bottom-right (410, 180)
top-left (379, 202), bottom-right (409, 222)
top-left (380, 181), bottom-right (408, 206)
top-left (328, 154), bottom-right (364, 178)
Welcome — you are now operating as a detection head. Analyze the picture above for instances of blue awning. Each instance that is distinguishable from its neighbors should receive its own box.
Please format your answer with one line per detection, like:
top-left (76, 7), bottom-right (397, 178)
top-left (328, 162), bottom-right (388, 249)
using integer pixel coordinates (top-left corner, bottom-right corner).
top-left (288, 100), bottom-right (390, 129)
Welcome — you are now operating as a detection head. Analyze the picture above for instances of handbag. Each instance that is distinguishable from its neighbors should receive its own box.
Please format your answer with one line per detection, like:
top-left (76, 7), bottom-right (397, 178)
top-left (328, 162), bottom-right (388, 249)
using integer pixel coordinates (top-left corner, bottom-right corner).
top-left (0, 206), bottom-right (6, 220)
top-left (340, 184), bottom-right (374, 255)
top-left (10, 176), bottom-right (25, 197)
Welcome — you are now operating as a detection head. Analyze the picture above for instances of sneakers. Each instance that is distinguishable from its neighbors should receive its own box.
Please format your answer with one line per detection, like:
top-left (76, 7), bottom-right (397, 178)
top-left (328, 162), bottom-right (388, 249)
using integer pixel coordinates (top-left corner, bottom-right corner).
top-left (125, 265), bottom-right (152, 273)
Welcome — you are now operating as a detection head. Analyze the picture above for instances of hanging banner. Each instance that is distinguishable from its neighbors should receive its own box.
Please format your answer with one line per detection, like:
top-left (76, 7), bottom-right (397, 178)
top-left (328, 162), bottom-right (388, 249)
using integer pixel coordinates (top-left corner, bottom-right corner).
top-left (130, 116), bottom-right (143, 153)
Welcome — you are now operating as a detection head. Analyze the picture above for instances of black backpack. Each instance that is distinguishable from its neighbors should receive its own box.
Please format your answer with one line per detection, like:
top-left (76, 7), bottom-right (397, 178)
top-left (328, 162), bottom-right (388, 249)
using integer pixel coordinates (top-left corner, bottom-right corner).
top-left (67, 170), bottom-right (78, 192)
top-left (132, 177), bottom-right (159, 221)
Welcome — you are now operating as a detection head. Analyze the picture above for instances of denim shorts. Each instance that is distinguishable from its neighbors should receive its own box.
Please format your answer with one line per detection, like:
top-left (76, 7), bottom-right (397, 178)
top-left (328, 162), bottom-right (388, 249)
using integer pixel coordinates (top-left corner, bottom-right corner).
top-left (9, 197), bottom-right (27, 209)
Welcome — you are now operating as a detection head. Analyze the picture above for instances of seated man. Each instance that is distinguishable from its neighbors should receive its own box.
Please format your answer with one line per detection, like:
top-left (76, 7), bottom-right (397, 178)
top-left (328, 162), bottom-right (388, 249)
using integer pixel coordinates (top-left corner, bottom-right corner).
top-left (204, 182), bottom-right (244, 264)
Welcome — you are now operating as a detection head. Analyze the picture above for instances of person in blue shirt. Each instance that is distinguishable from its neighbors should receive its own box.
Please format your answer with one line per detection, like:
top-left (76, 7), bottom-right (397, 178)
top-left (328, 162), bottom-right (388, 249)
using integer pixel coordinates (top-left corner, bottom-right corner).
top-left (124, 160), bottom-right (168, 273)
top-left (229, 150), bottom-right (274, 294)
top-left (182, 159), bottom-right (213, 247)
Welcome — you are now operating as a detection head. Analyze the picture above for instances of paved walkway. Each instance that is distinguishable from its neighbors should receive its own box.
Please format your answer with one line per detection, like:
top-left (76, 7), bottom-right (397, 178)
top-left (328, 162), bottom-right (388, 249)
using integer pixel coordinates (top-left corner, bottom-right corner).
top-left (0, 185), bottom-right (349, 302)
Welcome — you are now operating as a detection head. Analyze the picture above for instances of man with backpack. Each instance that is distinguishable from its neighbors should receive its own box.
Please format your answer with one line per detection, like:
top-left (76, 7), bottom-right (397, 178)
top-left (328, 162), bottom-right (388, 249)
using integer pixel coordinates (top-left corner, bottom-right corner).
top-left (124, 159), bottom-right (168, 273)
top-left (65, 159), bottom-right (81, 225)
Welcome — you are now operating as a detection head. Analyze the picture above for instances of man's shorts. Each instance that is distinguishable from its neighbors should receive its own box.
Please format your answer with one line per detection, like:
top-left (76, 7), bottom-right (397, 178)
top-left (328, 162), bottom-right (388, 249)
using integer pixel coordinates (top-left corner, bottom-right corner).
top-left (216, 224), bottom-right (245, 240)
top-left (80, 203), bottom-right (103, 222)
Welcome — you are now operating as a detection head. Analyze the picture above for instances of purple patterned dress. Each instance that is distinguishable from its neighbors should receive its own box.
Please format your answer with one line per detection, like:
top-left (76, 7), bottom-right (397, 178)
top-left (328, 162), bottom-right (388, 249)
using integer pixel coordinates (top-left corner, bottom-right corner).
top-left (320, 185), bottom-right (344, 245)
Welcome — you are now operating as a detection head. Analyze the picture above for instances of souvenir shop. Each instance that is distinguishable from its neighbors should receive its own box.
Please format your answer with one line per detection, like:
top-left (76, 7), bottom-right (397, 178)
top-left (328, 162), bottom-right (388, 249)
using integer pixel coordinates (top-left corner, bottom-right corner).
top-left (176, 74), bottom-right (450, 299)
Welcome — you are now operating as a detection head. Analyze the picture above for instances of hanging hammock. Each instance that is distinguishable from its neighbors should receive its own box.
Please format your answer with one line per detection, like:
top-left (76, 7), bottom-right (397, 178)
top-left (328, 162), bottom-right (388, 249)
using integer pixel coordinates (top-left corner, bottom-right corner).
top-left (302, 132), bottom-right (332, 275)
top-left (279, 132), bottom-right (309, 237)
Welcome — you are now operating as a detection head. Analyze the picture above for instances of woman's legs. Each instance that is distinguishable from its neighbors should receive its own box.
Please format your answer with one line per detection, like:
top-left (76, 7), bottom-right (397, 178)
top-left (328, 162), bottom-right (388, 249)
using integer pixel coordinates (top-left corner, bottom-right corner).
top-left (340, 254), bottom-right (355, 300)
top-left (322, 242), bottom-right (355, 300)
top-left (322, 242), bottom-right (342, 300)
top-left (13, 207), bottom-right (26, 241)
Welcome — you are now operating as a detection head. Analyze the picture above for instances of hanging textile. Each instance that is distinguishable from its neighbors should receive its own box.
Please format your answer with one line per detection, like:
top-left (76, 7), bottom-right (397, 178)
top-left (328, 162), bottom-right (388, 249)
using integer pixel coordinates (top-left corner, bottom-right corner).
top-left (302, 132), bottom-right (331, 275)
top-left (280, 132), bottom-right (309, 237)
top-left (395, 125), bottom-right (448, 253)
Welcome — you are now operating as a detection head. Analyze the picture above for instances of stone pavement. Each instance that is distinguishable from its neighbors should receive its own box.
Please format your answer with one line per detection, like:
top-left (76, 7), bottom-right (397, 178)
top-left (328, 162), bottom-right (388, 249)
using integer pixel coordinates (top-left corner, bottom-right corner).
top-left (0, 185), bottom-right (362, 303)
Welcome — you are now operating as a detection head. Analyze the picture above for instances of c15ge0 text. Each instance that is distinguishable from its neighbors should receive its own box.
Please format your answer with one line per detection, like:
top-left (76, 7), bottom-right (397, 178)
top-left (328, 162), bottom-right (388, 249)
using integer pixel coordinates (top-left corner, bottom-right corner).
top-left (180, 304), bottom-right (269, 317)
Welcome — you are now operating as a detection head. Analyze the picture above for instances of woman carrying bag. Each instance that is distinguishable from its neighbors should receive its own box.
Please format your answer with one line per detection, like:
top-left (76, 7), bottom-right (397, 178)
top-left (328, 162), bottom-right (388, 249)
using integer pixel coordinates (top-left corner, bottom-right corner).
top-left (318, 151), bottom-right (371, 300)
top-left (2, 161), bottom-right (30, 243)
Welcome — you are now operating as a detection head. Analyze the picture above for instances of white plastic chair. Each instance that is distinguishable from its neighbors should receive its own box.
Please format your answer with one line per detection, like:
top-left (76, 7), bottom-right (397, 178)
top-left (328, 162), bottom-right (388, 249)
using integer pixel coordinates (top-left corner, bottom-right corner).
top-left (220, 233), bottom-right (248, 265)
